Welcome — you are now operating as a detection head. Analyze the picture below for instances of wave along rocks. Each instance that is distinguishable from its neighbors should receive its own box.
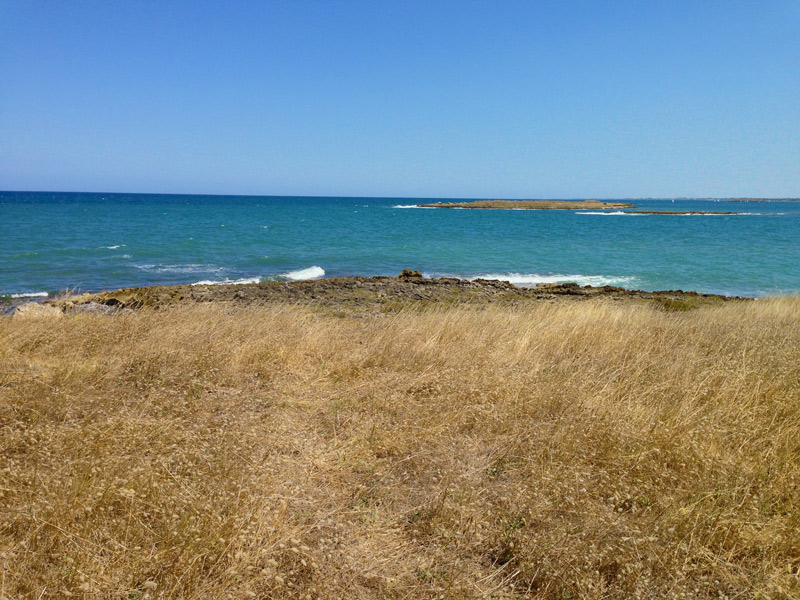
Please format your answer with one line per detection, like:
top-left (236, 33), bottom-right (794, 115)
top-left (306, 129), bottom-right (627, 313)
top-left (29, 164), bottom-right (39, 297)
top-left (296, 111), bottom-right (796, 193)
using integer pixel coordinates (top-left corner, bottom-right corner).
top-left (463, 273), bottom-right (638, 288)
top-left (191, 276), bottom-right (262, 286)
top-left (191, 266), bottom-right (326, 286)
top-left (577, 211), bottom-right (640, 216)
top-left (283, 266), bottom-right (325, 281)
top-left (9, 291), bottom-right (50, 298)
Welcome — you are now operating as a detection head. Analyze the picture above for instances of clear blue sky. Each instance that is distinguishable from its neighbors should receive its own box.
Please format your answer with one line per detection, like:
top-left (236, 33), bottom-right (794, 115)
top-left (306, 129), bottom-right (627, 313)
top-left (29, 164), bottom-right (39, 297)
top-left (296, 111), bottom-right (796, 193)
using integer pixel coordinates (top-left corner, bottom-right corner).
top-left (1, 1), bottom-right (799, 198)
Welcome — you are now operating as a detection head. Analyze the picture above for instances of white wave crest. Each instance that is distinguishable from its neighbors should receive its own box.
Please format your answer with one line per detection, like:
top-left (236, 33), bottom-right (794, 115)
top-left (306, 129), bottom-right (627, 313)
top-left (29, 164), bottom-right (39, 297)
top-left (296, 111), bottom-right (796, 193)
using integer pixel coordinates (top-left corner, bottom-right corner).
top-left (392, 204), bottom-right (421, 208)
top-left (467, 273), bottom-right (637, 288)
top-left (191, 276), bottom-right (262, 286)
top-left (284, 266), bottom-right (325, 281)
top-left (135, 263), bottom-right (222, 274)
top-left (9, 291), bottom-right (49, 298)
top-left (577, 211), bottom-right (640, 216)
top-left (104, 244), bottom-right (126, 249)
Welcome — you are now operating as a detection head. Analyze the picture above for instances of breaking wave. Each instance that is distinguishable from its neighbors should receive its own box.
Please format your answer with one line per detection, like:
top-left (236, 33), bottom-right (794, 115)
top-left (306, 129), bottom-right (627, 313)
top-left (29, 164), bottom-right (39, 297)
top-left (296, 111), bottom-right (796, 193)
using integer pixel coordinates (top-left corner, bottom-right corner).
top-left (9, 291), bottom-right (50, 298)
top-left (191, 266), bottom-right (326, 286)
top-left (577, 211), bottom-right (641, 216)
top-left (469, 273), bottom-right (636, 287)
top-left (283, 266), bottom-right (325, 281)
top-left (135, 263), bottom-right (223, 274)
top-left (420, 272), bottom-right (638, 288)
top-left (191, 277), bottom-right (262, 286)
top-left (391, 204), bottom-right (436, 209)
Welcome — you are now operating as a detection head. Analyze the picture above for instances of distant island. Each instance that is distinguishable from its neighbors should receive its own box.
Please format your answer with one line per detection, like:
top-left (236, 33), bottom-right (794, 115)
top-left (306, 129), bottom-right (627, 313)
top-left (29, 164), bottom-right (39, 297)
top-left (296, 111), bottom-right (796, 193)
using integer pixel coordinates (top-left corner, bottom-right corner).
top-left (417, 199), bottom-right (634, 210)
top-left (416, 200), bottom-right (749, 215)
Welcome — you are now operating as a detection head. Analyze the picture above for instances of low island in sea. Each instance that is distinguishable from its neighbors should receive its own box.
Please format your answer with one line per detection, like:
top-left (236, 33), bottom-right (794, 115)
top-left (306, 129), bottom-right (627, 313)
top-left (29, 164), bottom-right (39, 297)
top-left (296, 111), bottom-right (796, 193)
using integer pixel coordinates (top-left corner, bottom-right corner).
top-left (416, 199), bottom-right (743, 214)
top-left (417, 199), bottom-right (634, 209)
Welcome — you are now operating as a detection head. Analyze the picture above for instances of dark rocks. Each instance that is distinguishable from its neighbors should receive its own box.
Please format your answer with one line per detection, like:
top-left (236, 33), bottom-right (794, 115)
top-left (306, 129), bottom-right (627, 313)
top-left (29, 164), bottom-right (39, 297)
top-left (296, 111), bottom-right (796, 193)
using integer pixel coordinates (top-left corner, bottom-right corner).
top-left (53, 272), bottom-right (742, 315)
top-left (397, 269), bottom-right (423, 279)
top-left (67, 301), bottom-right (119, 315)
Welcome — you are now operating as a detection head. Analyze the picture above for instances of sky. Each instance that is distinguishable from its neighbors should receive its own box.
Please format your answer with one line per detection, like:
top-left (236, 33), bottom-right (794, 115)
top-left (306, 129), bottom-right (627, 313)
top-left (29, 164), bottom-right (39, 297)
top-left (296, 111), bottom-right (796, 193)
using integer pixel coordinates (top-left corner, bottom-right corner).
top-left (1, 1), bottom-right (799, 198)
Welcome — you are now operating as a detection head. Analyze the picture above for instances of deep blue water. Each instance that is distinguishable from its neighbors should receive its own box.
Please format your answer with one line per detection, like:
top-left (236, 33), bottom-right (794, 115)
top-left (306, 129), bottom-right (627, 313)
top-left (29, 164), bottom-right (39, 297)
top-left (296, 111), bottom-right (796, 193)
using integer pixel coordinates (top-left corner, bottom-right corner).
top-left (1, 192), bottom-right (799, 298)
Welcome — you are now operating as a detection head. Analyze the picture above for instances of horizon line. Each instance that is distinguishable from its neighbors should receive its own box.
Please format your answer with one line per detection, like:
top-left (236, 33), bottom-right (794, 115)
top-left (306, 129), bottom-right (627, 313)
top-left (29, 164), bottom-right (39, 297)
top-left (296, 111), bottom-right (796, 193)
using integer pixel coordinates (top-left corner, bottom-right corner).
top-left (2, 190), bottom-right (799, 202)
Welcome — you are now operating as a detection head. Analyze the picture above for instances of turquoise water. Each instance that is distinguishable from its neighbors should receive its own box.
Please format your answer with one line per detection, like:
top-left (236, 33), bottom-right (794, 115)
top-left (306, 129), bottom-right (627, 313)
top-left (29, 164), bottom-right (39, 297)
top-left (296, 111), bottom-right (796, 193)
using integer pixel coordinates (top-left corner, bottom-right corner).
top-left (1, 192), bottom-right (798, 298)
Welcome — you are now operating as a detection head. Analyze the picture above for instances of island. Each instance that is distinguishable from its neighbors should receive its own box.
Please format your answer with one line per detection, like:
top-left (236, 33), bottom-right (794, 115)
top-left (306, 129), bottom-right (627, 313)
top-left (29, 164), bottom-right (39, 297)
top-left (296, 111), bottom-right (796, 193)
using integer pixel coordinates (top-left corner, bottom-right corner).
top-left (417, 199), bottom-right (634, 209)
top-left (414, 200), bottom-right (743, 214)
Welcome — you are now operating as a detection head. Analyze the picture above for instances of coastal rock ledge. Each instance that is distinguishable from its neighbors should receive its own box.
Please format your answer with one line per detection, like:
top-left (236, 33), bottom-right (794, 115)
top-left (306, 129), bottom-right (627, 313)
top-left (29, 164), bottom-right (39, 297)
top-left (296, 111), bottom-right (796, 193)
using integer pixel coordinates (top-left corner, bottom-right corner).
top-left (40, 273), bottom-right (740, 315)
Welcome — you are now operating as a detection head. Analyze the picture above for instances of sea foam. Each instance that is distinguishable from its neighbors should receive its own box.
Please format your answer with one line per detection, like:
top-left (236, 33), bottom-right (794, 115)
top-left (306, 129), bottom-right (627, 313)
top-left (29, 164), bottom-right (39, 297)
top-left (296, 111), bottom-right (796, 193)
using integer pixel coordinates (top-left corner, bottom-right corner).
top-left (466, 273), bottom-right (637, 288)
top-left (191, 276), bottom-right (262, 286)
top-left (136, 263), bottom-right (222, 274)
top-left (10, 291), bottom-right (49, 298)
top-left (283, 266), bottom-right (325, 281)
top-left (577, 211), bottom-right (640, 216)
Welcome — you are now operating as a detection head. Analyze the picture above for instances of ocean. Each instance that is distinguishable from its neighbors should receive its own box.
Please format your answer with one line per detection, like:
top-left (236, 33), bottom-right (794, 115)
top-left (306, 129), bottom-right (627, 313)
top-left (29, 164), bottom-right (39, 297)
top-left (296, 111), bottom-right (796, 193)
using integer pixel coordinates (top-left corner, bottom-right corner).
top-left (1, 192), bottom-right (798, 299)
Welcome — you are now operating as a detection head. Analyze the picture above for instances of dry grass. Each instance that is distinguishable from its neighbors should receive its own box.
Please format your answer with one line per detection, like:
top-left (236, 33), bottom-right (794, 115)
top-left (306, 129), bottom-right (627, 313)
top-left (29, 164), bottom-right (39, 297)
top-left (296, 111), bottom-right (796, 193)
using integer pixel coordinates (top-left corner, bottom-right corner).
top-left (1, 298), bottom-right (799, 599)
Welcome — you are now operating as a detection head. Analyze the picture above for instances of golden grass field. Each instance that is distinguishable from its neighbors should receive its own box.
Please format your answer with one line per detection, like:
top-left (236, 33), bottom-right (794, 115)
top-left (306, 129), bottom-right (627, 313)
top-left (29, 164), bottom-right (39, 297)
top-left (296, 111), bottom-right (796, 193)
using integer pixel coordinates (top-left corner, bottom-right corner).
top-left (1, 298), bottom-right (799, 599)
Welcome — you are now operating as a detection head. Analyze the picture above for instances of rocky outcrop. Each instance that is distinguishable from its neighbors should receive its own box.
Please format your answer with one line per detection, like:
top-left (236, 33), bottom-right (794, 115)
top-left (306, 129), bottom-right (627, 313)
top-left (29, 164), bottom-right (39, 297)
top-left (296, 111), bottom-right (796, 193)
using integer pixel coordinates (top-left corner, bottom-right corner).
top-left (51, 272), bottom-right (740, 314)
top-left (65, 301), bottom-right (122, 315)
top-left (13, 302), bottom-right (63, 319)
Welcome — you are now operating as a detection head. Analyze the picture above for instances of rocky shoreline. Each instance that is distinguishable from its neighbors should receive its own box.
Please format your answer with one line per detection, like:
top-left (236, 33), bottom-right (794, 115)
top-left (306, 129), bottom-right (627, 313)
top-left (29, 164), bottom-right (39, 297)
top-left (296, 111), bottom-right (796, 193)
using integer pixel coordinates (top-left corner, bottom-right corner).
top-left (9, 270), bottom-right (742, 317)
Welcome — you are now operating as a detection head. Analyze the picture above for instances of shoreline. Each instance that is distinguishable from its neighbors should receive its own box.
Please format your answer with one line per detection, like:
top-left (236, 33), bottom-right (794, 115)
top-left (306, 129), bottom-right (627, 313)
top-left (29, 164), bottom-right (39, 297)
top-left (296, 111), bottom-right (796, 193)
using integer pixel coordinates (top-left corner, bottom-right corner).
top-left (6, 271), bottom-right (745, 317)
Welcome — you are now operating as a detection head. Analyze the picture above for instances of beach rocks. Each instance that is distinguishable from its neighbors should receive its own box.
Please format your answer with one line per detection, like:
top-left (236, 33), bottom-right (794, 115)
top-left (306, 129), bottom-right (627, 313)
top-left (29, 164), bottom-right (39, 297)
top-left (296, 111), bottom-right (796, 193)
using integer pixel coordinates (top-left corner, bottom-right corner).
top-left (13, 302), bottom-right (63, 319)
top-left (51, 272), bottom-right (741, 315)
top-left (10, 299), bottom-right (130, 318)
top-left (397, 269), bottom-right (423, 279)
top-left (66, 301), bottom-right (119, 315)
